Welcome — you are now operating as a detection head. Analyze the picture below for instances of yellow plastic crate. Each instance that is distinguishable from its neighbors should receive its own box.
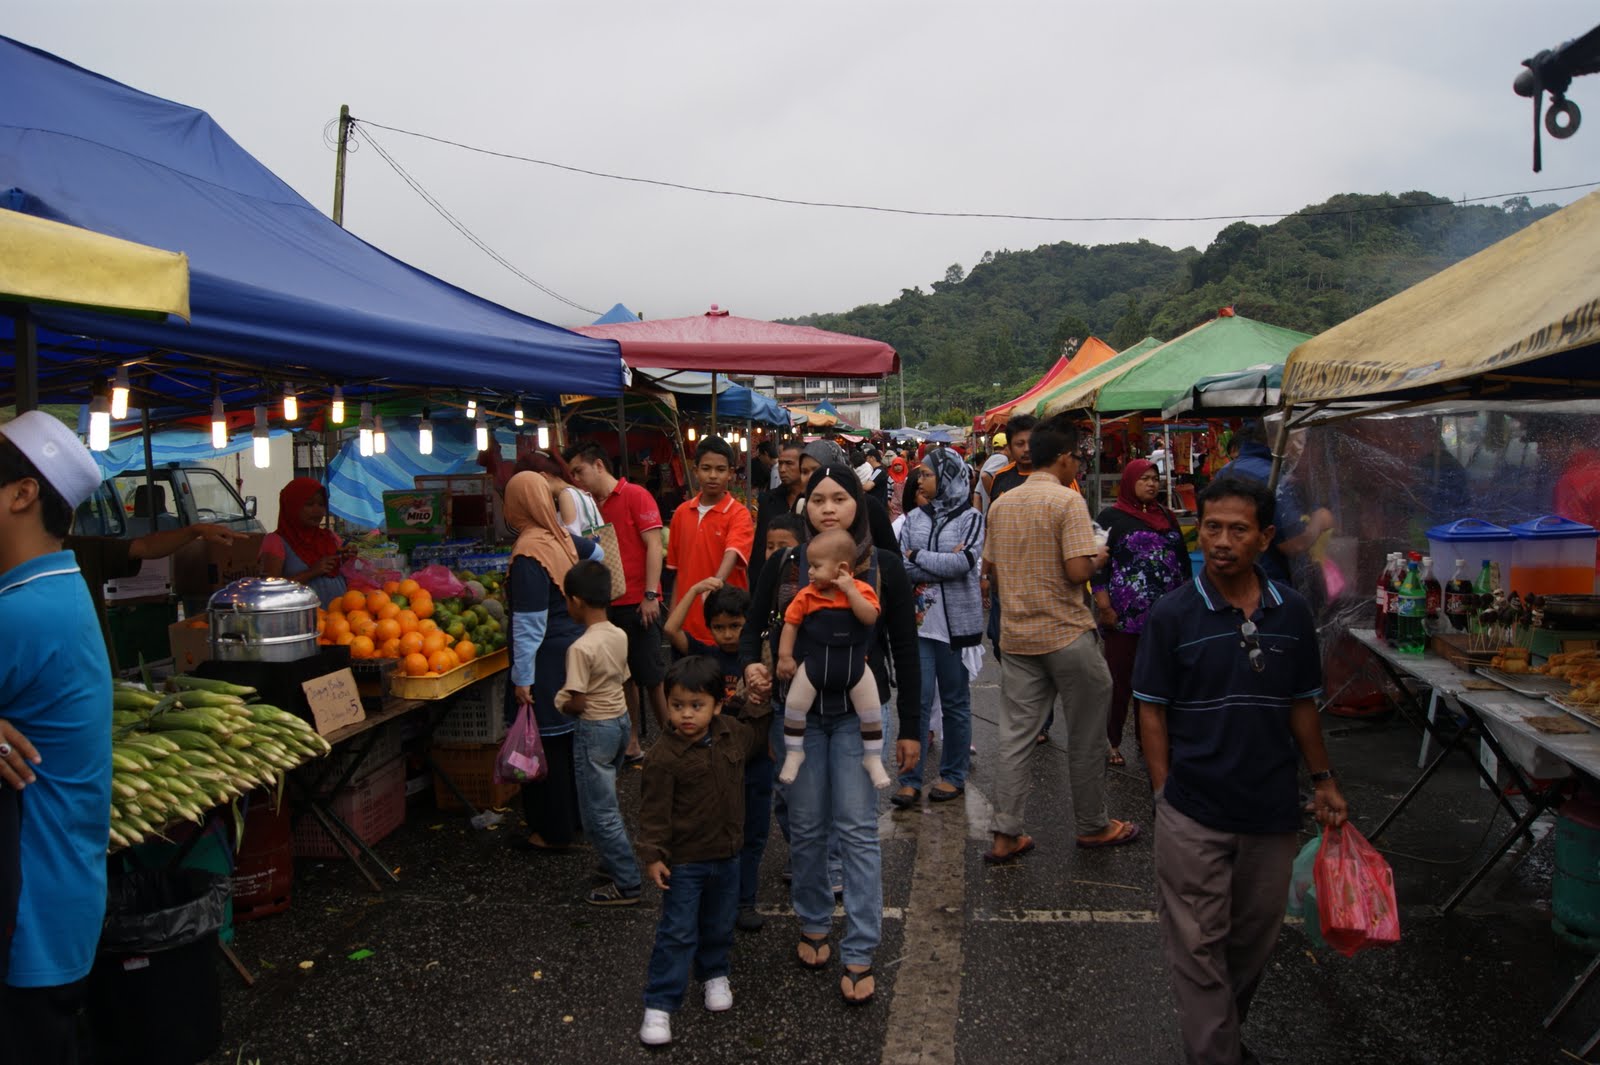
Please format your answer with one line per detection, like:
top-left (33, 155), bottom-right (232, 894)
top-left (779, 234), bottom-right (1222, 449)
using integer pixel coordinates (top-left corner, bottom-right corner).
top-left (387, 647), bottom-right (508, 701)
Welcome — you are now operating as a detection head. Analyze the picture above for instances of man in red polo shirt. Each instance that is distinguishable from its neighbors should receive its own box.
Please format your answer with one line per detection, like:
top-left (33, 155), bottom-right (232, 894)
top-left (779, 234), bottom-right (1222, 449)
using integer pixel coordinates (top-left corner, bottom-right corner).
top-left (567, 443), bottom-right (667, 757)
top-left (667, 438), bottom-right (755, 647)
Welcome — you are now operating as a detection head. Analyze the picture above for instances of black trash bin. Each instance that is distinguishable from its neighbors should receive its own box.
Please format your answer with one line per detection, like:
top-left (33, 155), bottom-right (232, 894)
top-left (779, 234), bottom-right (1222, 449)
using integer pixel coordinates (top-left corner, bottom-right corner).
top-left (88, 868), bottom-right (228, 1065)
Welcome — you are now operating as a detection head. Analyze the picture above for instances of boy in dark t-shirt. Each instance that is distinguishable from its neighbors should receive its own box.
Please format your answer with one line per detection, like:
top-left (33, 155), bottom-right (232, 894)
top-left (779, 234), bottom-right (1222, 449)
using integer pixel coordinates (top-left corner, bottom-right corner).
top-left (664, 581), bottom-right (750, 707)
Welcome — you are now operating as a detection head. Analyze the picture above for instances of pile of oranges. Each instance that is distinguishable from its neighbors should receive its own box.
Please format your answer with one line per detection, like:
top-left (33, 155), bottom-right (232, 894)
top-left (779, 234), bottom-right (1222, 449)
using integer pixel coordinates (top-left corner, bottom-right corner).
top-left (316, 578), bottom-right (479, 678)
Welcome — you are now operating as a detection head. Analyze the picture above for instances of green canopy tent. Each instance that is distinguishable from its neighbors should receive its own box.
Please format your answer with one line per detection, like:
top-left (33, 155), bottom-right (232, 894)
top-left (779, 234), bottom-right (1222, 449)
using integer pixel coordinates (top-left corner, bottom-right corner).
top-left (1094, 314), bottom-right (1311, 416)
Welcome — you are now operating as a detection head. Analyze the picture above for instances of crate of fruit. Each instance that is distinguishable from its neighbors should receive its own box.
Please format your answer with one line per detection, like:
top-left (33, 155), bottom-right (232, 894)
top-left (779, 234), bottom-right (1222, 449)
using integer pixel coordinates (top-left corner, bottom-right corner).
top-left (389, 646), bottom-right (508, 701)
top-left (430, 674), bottom-right (510, 744)
top-left (292, 756), bottom-right (406, 859)
top-left (428, 742), bottom-right (520, 813)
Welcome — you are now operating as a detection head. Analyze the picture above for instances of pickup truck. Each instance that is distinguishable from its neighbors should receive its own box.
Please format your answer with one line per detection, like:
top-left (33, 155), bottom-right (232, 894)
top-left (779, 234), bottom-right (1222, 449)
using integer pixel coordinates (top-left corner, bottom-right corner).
top-left (73, 463), bottom-right (266, 538)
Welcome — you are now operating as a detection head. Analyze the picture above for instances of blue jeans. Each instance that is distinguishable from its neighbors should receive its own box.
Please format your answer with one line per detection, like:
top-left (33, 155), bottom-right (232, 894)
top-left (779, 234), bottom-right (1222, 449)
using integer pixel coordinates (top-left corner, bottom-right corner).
top-left (642, 857), bottom-right (740, 1011)
top-left (770, 715), bottom-right (844, 888)
top-left (739, 743), bottom-right (774, 907)
top-left (573, 716), bottom-right (640, 893)
top-left (787, 710), bottom-right (882, 967)
top-left (898, 638), bottom-right (973, 792)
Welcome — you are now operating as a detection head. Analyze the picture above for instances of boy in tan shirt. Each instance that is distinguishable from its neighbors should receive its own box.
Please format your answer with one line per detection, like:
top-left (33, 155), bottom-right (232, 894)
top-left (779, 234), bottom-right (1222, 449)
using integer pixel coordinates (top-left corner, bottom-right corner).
top-left (556, 561), bottom-right (639, 906)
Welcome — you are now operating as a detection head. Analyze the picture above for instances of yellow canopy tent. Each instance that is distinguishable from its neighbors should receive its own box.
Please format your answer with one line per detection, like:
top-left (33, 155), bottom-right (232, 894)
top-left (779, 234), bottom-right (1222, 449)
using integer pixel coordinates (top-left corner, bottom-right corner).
top-left (1, 209), bottom-right (190, 321)
top-left (2, 209), bottom-right (190, 413)
top-left (1282, 190), bottom-right (1600, 407)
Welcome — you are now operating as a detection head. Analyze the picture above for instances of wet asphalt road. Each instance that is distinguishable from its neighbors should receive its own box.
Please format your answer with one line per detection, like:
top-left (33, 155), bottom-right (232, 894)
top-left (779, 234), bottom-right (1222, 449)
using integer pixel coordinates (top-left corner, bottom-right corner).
top-left (203, 661), bottom-right (1593, 1065)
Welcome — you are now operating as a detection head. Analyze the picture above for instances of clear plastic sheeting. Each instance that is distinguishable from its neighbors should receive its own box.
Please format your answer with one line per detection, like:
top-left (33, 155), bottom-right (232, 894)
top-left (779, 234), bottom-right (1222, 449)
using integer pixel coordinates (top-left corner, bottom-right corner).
top-left (1261, 406), bottom-right (1600, 709)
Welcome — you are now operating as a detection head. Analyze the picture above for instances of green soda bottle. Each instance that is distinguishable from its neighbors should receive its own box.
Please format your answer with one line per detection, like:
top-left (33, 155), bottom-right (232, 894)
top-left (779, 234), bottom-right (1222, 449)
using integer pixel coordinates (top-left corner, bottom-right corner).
top-left (1397, 561), bottom-right (1427, 655)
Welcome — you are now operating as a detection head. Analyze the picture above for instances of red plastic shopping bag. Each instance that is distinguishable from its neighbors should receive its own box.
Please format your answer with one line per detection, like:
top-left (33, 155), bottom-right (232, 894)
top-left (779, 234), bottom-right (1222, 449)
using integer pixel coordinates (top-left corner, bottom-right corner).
top-left (493, 701), bottom-right (547, 785)
top-left (1313, 822), bottom-right (1401, 957)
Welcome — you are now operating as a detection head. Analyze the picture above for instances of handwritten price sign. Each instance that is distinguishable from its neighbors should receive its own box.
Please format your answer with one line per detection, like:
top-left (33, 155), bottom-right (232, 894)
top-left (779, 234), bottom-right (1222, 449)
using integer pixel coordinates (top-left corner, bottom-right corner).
top-left (302, 668), bottom-right (366, 735)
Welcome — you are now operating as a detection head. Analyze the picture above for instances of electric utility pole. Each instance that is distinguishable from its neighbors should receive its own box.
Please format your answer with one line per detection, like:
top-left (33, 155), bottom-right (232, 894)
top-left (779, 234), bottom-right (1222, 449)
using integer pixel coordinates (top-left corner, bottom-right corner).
top-left (331, 105), bottom-right (351, 227)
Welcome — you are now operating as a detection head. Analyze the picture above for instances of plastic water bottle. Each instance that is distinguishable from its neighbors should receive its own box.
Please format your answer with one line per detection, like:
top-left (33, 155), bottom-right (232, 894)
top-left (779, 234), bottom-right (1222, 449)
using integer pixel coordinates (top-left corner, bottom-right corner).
top-left (1397, 561), bottom-right (1427, 655)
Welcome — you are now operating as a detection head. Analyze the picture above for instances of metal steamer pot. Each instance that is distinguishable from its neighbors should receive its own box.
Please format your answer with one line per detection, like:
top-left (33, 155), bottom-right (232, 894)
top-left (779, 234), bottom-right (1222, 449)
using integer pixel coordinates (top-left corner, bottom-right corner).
top-left (208, 578), bottom-right (322, 662)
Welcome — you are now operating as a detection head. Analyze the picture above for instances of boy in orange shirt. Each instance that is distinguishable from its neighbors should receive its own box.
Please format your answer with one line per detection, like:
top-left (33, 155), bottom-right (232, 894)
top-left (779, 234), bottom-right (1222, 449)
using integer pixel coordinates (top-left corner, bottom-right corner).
top-left (667, 438), bottom-right (754, 647)
top-left (775, 529), bottom-right (888, 789)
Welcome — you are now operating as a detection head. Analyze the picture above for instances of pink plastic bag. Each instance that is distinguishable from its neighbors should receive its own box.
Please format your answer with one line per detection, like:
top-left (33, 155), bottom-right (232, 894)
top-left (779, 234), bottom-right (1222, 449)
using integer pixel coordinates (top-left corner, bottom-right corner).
top-left (339, 556), bottom-right (404, 592)
top-left (411, 564), bottom-right (465, 599)
top-left (1314, 822), bottom-right (1401, 957)
top-left (494, 702), bottom-right (547, 785)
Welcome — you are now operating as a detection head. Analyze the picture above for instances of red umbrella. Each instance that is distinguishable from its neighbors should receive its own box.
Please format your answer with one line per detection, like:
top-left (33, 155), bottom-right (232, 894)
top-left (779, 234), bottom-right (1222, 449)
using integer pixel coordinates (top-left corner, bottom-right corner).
top-left (574, 305), bottom-right (897, 377)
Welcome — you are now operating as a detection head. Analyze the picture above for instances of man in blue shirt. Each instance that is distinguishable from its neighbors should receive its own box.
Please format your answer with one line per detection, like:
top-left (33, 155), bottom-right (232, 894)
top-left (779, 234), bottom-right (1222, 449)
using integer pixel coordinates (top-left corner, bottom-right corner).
top-left (1134, 476), bottom-right (1347, 1065)
top-left (1217, 420), bottom-right (1332, 590)
top-left (0, 412), bottom-right (113, 1064)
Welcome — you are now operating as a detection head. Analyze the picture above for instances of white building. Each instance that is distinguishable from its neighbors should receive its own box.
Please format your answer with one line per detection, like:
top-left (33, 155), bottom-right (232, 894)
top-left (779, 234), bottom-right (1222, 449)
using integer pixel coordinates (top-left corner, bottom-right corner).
top-left (738, 374), bottom-right (882, 430)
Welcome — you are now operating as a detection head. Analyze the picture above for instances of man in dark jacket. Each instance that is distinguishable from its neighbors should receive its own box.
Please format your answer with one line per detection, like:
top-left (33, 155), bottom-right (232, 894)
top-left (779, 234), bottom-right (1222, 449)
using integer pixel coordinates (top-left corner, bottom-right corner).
top-left (752, 440), bottom-right (804, 584)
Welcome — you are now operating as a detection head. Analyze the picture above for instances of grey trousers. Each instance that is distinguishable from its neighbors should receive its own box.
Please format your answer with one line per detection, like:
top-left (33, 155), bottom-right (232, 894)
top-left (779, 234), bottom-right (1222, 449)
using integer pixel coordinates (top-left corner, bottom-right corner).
top-left (1153, 794), bottom-right (1299, 1065)
top-left (992, 630), bottom-right (1112, 837)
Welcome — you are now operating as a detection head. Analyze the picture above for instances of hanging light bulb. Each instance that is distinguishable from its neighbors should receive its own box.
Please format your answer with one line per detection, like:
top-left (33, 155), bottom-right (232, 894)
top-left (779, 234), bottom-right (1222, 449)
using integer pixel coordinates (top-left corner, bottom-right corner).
top-left (358, 402), bottom-right (374, 457)
top-left (110, 366), bottom-right (130, 420)
top-left (536, 422), bottom-right (550, 450)
top-left (739, 435), bottom-right (749, 453)
top-left (373, 414), bottom-right (388, 454)
top-left (418, 408), bottom-right (435, 455)
top-left (474, 409), bottom-right (489, 453)
top-left (252, 406), bottom-right (271, 469)
top-left (513, 397), bottom-right (525, 428)
top-left (331, 385), bottom-right (346, 425)
top-left (211, 394), bottom-right (228, 449)
top-left (88, 393), bottom-right (111, 451)
top-left (687, 426), bottom-right (698, 442)
top-left (465, 397), bottom-right (477, 419)
top-left (282, 383), bottom-right (299, 423)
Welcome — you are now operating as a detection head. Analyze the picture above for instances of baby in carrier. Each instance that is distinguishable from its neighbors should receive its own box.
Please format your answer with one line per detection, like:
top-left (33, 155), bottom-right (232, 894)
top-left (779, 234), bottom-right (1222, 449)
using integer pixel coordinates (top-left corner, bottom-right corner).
top-left (775, 528), bottom-right (889, 789)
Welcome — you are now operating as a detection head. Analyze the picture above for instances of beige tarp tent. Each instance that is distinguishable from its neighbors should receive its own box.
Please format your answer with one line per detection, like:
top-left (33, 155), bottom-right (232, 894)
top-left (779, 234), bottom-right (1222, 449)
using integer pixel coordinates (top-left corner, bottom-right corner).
top-left (0, 208), bottom-right (190, 321)
top-left (1282, 190), bottom-right (1600, 406)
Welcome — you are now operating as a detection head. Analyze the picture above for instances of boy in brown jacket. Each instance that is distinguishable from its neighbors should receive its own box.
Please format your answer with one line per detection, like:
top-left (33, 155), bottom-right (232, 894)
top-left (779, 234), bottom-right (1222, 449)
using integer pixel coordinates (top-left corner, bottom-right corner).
top-left (636, 655), bottom-right (771, 1046)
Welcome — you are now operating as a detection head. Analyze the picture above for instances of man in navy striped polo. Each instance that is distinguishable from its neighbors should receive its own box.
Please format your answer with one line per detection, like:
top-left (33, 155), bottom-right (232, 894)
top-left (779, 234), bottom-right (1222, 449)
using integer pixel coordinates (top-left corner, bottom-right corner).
top-left (1133, 476), bottom-right (1348, 1065)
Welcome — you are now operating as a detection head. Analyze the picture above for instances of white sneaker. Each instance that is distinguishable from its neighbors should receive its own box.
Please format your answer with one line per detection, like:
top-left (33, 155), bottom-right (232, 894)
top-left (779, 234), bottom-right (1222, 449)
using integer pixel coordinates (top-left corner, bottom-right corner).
top-left (639, 1008), bottom-right (672, 1045)
top-left (703, 975), bottom-right (733, 1012)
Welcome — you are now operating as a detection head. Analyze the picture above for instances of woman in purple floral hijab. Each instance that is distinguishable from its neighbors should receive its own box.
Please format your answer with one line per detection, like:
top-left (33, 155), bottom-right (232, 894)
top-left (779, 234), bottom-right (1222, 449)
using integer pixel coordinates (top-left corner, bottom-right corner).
top-left (1091, 459), bottom-right (1191, 766)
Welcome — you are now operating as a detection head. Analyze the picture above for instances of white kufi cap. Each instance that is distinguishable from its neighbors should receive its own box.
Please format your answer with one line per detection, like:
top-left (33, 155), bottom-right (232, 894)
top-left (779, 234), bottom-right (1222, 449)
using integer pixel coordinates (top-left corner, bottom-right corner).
top-left (0, 410), bottom-right (102, 510)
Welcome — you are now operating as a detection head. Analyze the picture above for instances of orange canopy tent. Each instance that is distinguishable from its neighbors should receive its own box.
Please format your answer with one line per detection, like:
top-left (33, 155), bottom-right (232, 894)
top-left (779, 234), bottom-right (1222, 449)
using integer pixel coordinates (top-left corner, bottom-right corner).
top-left (975, 336), bottom-right (1119, 432)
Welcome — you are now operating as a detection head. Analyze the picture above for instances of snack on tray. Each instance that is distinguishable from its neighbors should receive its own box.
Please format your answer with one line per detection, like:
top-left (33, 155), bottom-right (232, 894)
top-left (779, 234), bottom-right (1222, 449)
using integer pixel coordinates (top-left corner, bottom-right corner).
top-left (1490, 655), bottom-right (1529, 673)
top-left (1527, 714), bottom-right (1589, 735)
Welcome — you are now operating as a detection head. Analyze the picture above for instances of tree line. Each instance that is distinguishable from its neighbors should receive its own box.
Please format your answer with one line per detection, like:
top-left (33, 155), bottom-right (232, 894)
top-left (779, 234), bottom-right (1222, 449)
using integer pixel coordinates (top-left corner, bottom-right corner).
top-left (782, 192), bottom-right (1557, 426)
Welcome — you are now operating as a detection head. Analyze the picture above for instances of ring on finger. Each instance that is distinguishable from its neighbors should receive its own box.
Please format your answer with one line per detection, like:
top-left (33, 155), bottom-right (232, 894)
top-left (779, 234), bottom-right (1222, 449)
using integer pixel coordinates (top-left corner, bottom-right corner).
top-left (0, 742), bottom-right (11, 759)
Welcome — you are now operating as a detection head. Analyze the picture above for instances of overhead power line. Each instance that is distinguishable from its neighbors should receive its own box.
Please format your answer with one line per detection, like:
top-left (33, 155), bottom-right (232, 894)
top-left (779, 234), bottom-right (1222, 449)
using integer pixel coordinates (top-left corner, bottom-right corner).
top-left (351, 116), bottom-right (1600, 225)
top-left (353, 124), bottom-right (600, 316)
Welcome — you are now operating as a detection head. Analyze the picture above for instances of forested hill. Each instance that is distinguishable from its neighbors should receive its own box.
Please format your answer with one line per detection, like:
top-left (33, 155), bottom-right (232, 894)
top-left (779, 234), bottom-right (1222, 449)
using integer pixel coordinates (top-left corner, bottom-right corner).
top-left (784, 192), bottom-right (1560, 423)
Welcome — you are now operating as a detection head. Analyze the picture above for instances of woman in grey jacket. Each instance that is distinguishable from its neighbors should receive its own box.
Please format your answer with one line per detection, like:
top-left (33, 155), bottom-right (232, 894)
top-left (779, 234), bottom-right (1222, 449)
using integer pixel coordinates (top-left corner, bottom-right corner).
top-left (891, 447), bottom-right (985, 807)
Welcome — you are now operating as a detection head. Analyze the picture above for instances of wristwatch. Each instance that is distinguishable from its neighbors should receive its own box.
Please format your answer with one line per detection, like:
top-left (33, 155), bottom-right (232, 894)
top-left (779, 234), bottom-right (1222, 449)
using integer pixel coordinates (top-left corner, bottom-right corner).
top-left (1309, 769), bottom-right (1336, 784)
top-left (643, 591), bottom-right (660, 601)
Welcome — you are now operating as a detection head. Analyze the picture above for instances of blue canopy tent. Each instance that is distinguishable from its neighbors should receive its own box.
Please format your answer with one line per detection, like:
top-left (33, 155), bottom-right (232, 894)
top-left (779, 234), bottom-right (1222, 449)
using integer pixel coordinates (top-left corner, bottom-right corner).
top-left (0, 35), bottom-right (624, 415)
top-left (678, 383), bottom-right (786, 426)
top-left (592, 302), bottom-right (641, 325)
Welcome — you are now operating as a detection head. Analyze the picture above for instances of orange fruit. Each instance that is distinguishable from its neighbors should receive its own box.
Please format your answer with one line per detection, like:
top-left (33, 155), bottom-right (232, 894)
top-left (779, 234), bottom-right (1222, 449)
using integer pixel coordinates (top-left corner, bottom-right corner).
top-left (378, 637), bottom-right (401, 659)
top-left (345, 608), bottom-right (372, 629)
top-left (398, 631), bottom-right (425, 656)
top-left (398, 579), bottom-right (421, 598)
top-left (377, 602), bottom-right (401, 621)
top-left (427, 650), bottom-right (453, 674)
top-left (403, 652), bottom-right (429, 676)
top-left (365, 590), bottom-right (391, 614)
top-left (374, 618), bottom-right (401, 643)
top-left (421, 631), bottom-right (448, 656)
top-left (341, 590), bottom-right (366, 613)
top-left (417, 618), bottom-right (439, 635)
top-left (326, 598), bottom-right (345, 615)
top-left (396, 609), bottom-right (420, 633)
top-left (318, 636), bottom-right (333, 646)
top-left (454, 640), bottom-right (476, 663)
top-left (443, 649), bottom-right (461, 670)
top-left (422, 671), bottom-right (440, 678)
top-left (335, 632), bottom-right (354, 646)
top-left (349, 635), bottom-right (375, 659)
top-left (383, 580), bottom-right (401, 595)
top-left (411, 595), bottom-right (434, 620)
top-left (353, 619), bottom-right (377, 639)
top-left (324, 615), bottom-right (352, 639)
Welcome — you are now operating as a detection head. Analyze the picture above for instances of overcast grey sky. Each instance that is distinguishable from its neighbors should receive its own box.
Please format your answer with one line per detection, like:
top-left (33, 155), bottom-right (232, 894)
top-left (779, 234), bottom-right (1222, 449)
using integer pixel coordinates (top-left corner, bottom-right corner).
top-left (11, 2), bottom-right (1600, 329)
